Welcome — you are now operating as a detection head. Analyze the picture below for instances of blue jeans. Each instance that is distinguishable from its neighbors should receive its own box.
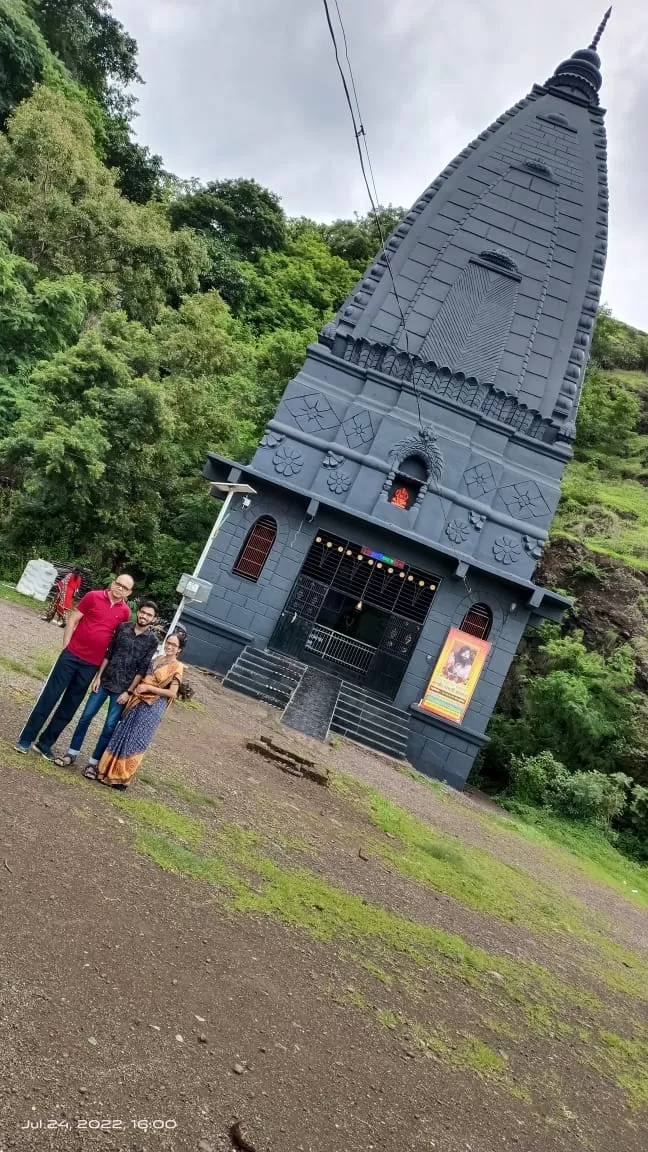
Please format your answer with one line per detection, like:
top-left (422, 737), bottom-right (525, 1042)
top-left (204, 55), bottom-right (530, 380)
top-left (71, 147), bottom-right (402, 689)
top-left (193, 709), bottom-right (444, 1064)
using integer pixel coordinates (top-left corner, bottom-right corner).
top-left (68, 685), bottom-right (125, 764)
top-left (18, 650), bottom-right (99, 754)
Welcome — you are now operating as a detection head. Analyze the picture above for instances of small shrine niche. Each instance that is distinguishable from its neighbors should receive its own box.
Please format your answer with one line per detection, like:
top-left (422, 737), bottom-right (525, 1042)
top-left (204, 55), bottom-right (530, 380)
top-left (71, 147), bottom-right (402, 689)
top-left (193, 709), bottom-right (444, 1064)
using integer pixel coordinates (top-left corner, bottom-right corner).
top-left (388, 456), bottom-right (427, 510)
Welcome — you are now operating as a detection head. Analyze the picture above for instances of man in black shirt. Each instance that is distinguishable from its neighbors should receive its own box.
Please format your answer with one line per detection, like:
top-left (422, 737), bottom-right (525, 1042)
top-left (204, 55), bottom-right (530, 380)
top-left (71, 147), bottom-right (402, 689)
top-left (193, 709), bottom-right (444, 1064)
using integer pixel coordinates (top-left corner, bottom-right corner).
top-left (54, 600), bottom-right (159, 770)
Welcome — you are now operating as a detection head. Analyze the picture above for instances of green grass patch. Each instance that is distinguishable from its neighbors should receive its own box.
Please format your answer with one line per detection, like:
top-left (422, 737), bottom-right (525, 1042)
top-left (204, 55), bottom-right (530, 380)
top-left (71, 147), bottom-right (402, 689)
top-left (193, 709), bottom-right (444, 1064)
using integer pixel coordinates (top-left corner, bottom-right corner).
top-left (138, 770), bottom-right (221, 811)
top-left (4, 742), bottom-right (647, 1109)
top-left (331, 773), bottom-right (648, 1002)
top-left (487, 801), bottom-right (648, 910)
top-left (34, 650), bottom-right (59, 678)
top-left (0, 653), bottom-right (38, 678)
top-left (556, 460), bottom-right (648, 569)
top-left (109, 795), bottom-right (204, 847)
top-left (0, 584), bottom-right (42, 611)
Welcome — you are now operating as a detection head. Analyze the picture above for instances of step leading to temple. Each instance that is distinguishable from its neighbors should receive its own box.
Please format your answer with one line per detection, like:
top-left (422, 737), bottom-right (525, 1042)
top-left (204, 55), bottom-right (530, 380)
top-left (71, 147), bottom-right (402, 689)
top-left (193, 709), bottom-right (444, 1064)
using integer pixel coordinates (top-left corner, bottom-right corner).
top-left (329, 683), bottom-right (410, 760)
top-left (223, 646), bottom-right (306, 709)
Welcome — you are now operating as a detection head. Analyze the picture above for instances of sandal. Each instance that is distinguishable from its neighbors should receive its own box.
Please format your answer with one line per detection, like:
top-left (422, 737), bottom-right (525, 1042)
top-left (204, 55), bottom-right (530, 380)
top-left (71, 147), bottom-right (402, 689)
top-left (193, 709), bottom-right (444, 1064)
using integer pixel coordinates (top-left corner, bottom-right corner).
top-left (54, 754), bottom-right (77, 768)
top-left (83, 765), bottom-right (98, 780)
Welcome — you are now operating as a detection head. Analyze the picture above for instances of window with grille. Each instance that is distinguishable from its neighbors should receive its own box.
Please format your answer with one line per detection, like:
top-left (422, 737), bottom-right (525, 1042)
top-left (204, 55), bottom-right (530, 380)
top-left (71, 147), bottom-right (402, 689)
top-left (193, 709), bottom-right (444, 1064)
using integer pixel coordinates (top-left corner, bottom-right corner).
top-left (459, 603), bottom-right (492, 640)
top-left (232, 516), bottom-right (277, 581)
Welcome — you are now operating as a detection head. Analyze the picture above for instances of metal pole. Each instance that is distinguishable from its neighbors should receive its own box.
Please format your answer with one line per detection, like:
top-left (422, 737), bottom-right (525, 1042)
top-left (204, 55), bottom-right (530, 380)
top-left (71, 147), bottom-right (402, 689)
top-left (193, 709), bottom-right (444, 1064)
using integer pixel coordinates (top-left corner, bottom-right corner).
top-left (165, 488), bottom-right (236, 639)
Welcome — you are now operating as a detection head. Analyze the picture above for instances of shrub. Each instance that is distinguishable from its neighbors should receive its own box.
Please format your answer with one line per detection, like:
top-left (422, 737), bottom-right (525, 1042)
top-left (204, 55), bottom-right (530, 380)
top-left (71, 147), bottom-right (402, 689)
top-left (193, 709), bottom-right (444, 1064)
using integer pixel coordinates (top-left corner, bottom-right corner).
top-left (546, 771), bottom-right (631, 826)
top-left (509, 751), bottom-right (566, 805)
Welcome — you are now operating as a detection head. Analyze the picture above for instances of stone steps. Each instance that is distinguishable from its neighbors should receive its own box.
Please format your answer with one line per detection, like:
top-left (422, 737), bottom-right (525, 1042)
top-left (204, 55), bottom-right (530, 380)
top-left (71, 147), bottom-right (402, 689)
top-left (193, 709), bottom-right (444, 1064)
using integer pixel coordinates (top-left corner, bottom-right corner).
top-left (223, 646), bottom-right (306, 709)
top-left (329, 683), bottom-right (410, 760)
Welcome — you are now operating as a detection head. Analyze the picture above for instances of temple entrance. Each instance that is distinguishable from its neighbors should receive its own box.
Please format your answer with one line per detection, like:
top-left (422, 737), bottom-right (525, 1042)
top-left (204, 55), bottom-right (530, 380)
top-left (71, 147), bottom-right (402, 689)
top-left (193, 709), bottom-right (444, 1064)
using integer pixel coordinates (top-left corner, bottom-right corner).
top-left (269, 530), bottom-right (441, 699)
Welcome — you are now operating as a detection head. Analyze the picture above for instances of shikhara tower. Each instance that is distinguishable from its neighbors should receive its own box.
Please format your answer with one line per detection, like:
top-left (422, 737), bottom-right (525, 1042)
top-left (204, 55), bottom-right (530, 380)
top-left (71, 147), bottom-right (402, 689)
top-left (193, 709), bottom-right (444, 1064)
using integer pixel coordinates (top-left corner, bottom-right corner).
top-left (184, 21), bottom-right (612, 786)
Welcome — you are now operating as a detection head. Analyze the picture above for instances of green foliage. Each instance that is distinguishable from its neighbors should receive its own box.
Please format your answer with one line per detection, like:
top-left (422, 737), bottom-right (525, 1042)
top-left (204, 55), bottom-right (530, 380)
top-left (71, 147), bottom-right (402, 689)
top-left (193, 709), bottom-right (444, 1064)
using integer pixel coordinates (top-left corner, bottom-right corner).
top-left (489, 625), bottom-right (640, 776)
top-left (28, 0), bottom-right (140, 100)
top-left (575, 366), bottom-right (640, 458)
top-left (0, 87), bottom-right (209, 322)
top-left (318, 206), bottom-right (406, 270)
top-left (510, 753), bottom-right (631, 827)
top-left (591, 305), bottom-right (648, 372)
top-left (0, 0), bottom-right (47, 125)
top-left (169, 177), bottom-right (287, 260)
top-left (238, 224), bottom-right (358, 334)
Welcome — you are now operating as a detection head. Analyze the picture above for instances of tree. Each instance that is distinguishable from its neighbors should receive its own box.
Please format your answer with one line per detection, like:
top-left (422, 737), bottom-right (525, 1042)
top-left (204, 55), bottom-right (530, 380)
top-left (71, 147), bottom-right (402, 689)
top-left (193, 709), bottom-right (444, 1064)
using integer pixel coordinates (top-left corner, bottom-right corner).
top-left (169, 178), bottom-right (287, 261)
top-left (0, 86), bottom-right (208, 323)
top-left (575, 366), bottom-right (640, 458)
top-left (238, 224), bottom-right (358, 334)
top-left (0, 0), bottom-right (48, 125)
top-left (319, 205), bottom-right (406, 269)
top-left (26, 0), bottom-right (140, 100)
top-left (101, 92), bottom-right (164, 204)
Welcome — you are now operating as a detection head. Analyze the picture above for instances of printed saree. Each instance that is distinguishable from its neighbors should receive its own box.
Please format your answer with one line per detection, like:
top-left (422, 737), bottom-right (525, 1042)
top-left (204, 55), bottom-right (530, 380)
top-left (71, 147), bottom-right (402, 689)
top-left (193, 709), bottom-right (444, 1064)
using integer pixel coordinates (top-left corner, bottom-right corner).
top-left (96, 657), bottom-right (184, 788)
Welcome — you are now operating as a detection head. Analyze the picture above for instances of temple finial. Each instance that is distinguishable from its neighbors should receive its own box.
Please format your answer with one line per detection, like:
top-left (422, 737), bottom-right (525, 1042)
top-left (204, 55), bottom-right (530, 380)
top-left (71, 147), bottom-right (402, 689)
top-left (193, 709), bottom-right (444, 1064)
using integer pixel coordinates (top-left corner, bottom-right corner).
top-left (590, 7), bottom-right (612, 50)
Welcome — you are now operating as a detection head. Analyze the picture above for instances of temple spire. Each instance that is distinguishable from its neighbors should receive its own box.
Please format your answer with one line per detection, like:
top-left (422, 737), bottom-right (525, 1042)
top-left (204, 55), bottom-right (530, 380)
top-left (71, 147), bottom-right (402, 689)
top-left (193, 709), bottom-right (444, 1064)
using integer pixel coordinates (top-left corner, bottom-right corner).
top-left (545, 13), bottom-right (610, 107)
top-left (590, 7), bottom-right (612, 50)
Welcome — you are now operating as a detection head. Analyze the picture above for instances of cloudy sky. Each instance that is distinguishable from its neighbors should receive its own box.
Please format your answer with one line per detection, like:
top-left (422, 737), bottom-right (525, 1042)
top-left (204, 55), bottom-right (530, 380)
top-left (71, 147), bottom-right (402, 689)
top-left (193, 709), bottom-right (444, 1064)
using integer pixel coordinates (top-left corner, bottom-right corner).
top-left (111, 0), bottom-right (648, 330)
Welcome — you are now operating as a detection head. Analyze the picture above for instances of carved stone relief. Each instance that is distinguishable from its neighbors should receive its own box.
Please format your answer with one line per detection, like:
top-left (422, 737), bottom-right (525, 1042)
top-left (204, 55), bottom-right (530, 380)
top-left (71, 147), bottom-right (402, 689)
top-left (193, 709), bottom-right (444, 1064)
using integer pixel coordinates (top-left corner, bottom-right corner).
top-left (286, 392), bottom-right (340, 433)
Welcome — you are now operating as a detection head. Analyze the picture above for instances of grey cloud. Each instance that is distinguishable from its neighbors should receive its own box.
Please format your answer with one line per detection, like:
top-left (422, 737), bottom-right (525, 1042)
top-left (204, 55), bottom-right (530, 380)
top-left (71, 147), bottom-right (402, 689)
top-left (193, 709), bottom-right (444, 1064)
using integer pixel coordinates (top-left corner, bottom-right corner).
top-left (113, 0), bottom-right (648, 329)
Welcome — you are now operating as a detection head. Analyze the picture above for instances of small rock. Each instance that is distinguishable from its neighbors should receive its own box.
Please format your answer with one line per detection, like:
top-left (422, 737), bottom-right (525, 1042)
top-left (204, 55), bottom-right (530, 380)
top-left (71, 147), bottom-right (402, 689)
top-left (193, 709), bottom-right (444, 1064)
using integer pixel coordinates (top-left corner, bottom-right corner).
top-left (175, 1034), bottom-right (184, 1043)
top-left (487, 971), bottom-right (504, 984)
top-left (149, 1024), bottom-right (160, 1031)
top-left (172, 979), bottom-right (178, 986)
top-left (198, 1033), bottom-right (208, 1044)
top-left (195, 1015), bottom-right (206, 1022)
top-left (87, 1037), bottom-right (97, 1046)
top-left (233, 1062), bottom-right (245, 1075)
top-left (78, 1088), bottom-right (87, 1095)
top-left (197, 1141), bottom-right (214, 1152)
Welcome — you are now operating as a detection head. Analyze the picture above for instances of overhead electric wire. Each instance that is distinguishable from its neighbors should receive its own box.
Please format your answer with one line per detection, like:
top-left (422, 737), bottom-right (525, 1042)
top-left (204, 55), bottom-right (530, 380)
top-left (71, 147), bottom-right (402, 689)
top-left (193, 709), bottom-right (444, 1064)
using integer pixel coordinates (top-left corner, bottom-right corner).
top-left (321, 0), bottom-right (425, 432)
top-left (322, 0), bottom-right (460, 529)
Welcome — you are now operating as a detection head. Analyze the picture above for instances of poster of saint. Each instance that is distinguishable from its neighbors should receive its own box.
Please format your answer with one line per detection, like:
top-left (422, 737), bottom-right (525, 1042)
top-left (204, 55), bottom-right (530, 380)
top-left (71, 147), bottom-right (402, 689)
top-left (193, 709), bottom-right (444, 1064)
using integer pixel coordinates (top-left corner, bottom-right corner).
top-left (419, 627), bottom-right (491, 725)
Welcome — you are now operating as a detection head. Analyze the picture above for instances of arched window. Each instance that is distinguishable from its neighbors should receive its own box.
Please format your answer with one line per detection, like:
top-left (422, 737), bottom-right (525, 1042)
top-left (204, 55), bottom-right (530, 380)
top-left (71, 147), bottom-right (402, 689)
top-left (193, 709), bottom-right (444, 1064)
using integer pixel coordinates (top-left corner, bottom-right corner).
top-left (232, 516), bottom-right (277, 581)
top-left (460, 602), bottom-right (492, 640)
top-left (388, 456), bottom-right (427, 510)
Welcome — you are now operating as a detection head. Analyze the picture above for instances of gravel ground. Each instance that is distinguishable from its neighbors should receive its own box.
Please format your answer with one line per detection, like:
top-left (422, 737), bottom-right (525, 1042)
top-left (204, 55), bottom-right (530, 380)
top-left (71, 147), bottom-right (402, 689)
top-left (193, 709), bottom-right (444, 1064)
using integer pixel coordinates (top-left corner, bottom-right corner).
top-left (1, 598), bottom-right (647, 1152)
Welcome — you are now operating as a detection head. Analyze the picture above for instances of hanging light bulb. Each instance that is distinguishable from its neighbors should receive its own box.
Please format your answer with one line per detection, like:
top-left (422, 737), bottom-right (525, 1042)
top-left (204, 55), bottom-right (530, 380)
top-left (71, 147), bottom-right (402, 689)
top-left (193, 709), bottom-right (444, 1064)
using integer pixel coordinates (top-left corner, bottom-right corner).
top-left (316, 536), bottom-right (322, 543)
top-left (418, 580), bottom-right (425, 587)
top-left (337, 546), bottom-right (344, 553)
top-left (388, 567), bottom-right (394, 574)
top-left (326, 541), bottom-right (333, 549)
top-left (377, 562), bottom-right (383, 569)
top-left (346, 549), bottom-right (352, 556)
top-left (407, 575), bottom-right (414, 582)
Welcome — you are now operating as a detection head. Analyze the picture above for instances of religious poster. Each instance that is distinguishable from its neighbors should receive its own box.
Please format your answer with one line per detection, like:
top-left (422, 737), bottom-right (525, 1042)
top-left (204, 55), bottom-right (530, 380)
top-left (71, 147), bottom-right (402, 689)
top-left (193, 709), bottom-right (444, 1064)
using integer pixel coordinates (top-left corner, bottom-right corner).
top-left (419, 628), bottom-right (491, 725)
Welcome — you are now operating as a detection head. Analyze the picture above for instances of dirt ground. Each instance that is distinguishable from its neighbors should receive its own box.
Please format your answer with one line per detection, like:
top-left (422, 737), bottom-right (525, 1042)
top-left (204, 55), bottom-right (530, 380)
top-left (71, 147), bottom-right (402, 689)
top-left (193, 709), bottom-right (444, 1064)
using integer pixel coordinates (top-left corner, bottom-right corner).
top-left (0, 598), bottom-right (647, 1152)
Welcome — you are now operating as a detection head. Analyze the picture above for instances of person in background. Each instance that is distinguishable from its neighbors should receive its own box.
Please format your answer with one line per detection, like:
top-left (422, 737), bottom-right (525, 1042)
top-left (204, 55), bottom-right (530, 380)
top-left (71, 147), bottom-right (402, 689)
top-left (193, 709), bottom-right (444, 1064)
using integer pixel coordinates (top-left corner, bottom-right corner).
top-left (43, 567), bottom-right (83, 626)
top-left (54, 600), bottom-right (159, 773)
top-left (89, 631), bottom-right (185, 791)
top-left (15, 575), bottom-right (134, 759)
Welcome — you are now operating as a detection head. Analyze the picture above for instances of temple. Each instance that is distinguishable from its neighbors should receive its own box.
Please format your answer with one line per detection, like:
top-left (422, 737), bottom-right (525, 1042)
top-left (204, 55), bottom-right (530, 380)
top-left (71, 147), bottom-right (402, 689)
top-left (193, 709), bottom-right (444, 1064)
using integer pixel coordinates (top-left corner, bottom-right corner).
top-left (181, 19), bottom-right (611, 787)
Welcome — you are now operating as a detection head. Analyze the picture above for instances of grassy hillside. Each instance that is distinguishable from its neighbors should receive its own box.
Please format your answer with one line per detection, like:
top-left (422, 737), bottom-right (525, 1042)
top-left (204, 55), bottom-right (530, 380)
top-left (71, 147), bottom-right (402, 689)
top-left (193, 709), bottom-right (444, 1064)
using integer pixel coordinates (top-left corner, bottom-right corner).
top-left (555, 366), bottom-right (648, 569)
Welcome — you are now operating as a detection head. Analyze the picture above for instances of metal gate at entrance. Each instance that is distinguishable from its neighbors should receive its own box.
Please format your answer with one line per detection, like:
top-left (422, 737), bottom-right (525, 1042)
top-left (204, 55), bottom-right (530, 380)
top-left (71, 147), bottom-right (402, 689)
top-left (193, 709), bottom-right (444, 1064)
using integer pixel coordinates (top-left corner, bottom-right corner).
top-left (269, 531), bottom-right (441, 699)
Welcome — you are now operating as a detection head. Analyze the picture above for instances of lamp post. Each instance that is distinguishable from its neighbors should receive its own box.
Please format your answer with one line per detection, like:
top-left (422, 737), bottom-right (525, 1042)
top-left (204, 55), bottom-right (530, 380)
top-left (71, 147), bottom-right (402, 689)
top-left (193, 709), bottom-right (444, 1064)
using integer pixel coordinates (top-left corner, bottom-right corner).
top-left (166, 481), bottom-right (257, 640)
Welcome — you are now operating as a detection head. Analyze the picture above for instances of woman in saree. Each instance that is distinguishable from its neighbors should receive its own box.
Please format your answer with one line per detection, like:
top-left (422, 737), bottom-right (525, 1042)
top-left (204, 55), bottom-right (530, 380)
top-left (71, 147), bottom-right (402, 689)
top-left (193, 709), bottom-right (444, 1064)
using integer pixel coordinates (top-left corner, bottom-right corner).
top-left (43, 567), bottom-right (82, 625)
top-left (86, 632), bottom-right (185, 790)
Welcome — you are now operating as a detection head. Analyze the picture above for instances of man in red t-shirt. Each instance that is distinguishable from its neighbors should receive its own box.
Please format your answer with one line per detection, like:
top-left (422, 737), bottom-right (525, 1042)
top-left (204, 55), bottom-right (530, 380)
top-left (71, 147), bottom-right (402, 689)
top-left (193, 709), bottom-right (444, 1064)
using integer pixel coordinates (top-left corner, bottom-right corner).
top-left (15, 575), bottom-right (134, 758)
